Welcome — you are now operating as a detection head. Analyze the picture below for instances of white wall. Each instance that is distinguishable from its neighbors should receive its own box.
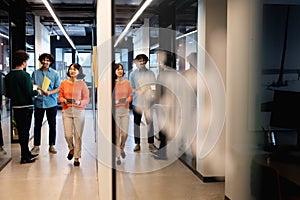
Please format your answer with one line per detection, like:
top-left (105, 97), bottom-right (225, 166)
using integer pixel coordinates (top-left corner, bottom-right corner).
top-left (133, 18), bottom-right (150, 63)
top-left (34, 16), bottom-right (50, 68)
top-left (226, 0), bottom-right (261, 199)
top-left (196, 0), bottom-right (226, 178)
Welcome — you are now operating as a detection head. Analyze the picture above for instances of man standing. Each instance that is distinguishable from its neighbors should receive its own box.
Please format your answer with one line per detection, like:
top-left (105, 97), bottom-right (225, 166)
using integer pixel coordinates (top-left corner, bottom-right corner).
top-left (31, 53), bottom-right (61, 155)
top-left (5, 50), bottom-right (41, 164)
top-left (129, 54), bottom-right (157, 152)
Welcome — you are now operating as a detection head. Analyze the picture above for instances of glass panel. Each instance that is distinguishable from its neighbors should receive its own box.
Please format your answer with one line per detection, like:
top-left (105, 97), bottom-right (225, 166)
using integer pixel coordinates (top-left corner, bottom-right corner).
top-left (113, 0), bottom-right (198, 198)
top-left (55, 48), bottom-right (71, 80)
top-left (0, 4), bottom-right (11, 170)
top-left (26, 13), bottom-right (35, 76)
top-left (78, 51), bottom-right (93, 110)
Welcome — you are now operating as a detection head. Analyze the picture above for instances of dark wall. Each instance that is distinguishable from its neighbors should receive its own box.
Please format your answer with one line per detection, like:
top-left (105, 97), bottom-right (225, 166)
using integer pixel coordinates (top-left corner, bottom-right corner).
top-left (263, 5), bottom-right (300, 70)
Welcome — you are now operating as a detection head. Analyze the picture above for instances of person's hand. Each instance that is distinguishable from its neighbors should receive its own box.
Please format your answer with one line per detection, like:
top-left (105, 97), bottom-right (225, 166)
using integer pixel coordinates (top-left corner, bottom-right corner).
top-left (43, 90), bottom-right (50, 96)
top-left (135, 89), bottom-right (143, 96)
top-left (75, 100), bottom-right (81, 105)
top-left (37, 89), bottom-right (42, 96)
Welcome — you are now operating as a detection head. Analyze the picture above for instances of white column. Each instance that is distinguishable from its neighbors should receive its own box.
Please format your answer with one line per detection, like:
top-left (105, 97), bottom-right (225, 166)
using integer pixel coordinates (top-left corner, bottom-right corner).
top-left (34, 16), bottom-right (50, 68)
top-left (133, 18), bottom-right (150, 62)
top-left (97, 0), bottom-right (113, 199)
top-left (196, 0), bottom-right (226, 178)
top-left (226, 0), bottom-right (261, 199)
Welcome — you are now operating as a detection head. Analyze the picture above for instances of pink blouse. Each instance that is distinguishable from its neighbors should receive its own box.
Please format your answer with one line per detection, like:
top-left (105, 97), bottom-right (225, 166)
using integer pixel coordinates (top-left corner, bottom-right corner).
top-left (58, 79), bottom-right (90, 110)
top-left (114, 79), bottom-right (132, 109)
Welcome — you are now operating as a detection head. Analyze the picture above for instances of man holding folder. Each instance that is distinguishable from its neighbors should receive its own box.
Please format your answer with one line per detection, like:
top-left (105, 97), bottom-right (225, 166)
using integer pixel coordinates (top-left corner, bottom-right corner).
top-left (31, 53), bottom-right (61, 155)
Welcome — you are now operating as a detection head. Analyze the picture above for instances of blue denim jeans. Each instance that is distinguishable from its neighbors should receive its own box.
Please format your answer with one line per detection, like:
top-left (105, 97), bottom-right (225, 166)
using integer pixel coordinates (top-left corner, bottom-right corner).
top-left (33, 106), bottom-right (57, 146)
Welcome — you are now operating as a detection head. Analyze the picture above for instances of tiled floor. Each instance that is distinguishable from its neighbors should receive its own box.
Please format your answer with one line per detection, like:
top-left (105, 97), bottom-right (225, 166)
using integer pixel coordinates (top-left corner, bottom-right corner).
top-left (0, 110), bottom-right (225, 200)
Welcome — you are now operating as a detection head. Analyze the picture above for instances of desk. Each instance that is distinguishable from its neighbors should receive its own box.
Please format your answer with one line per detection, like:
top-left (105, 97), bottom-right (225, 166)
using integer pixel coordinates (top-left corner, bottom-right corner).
top-left (251, 153), bottom-right (300, 199)
top-left (255, 153), bottom-right (300, 186)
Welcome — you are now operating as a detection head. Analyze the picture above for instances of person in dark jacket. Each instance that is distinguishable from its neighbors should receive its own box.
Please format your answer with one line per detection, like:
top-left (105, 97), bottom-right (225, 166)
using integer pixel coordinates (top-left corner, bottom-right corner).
top-left (5, 50), bottom-right (41, 164)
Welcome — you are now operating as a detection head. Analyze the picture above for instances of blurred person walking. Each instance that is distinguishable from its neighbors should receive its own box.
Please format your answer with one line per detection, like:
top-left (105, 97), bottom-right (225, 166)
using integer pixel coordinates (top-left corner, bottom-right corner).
top-left (129, 54), bottom-right (157, 152)
top-left (113, 63), bottom-right (132, 165)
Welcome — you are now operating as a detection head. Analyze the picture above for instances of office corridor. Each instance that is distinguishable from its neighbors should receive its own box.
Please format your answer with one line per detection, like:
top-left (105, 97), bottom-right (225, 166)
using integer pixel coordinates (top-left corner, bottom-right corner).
top-left (0, 111), bottom-right (224, 200)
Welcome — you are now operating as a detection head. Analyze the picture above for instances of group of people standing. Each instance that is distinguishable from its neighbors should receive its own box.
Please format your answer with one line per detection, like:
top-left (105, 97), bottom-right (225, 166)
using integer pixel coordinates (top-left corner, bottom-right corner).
top-left (5, 50), bottom-right (89, 166)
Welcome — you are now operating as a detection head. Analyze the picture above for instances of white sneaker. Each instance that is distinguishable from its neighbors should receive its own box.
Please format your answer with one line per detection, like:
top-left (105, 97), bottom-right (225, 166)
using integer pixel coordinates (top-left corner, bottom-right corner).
top-left (31, 146), bottom-right (40, 155)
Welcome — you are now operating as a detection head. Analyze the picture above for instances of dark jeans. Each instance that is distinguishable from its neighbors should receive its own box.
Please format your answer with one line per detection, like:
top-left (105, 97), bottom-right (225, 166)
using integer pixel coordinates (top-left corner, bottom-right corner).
top-left (0, 113), bottom-right (3, 146)
top-left (157, 131), bottom-right (167, 157)
top-left (14, 108), bottom-right (33, 159)
top-left (34, 106), bottom-right (57, 146)
top-left (133, 106), bottom-right (154, 144)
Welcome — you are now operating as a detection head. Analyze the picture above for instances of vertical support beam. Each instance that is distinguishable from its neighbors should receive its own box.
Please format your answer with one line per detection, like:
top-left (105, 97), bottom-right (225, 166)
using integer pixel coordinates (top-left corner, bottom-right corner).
top-left (226, 0), bottom-right (260, 199)
top-left (9, 0), bottom-right (26, 54)
top-left (97, 0), bottom-right (113, 199)
top-left (158, 1), bottom-right (176, 68)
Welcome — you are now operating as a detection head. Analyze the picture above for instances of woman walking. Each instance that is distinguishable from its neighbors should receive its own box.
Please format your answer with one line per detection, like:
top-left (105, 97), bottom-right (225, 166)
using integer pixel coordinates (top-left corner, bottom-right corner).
top-left (58, 63), bottom-right (89, 166)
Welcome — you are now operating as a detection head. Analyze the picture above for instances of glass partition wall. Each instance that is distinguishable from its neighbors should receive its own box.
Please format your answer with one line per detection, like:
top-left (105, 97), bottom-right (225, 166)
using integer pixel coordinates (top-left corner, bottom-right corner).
top-left (0, 4), bottom-right (11, 170)
top-left (113, 0), bottom-right (198, 198)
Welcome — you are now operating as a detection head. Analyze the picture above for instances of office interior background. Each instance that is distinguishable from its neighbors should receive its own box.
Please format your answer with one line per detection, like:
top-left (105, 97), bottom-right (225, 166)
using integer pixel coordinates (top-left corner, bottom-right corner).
top-left (0, 0), bottom-right (299, 199)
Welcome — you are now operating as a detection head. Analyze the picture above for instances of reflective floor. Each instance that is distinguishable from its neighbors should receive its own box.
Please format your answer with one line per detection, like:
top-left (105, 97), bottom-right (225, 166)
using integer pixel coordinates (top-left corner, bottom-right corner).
top-left (0, 110), bottom-right (224, 200)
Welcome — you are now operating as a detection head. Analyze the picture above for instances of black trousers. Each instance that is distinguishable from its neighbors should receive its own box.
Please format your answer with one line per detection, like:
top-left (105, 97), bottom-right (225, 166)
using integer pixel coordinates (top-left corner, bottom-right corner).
top-left (0, 113), bottom-right (3, 146)
top-left (33, 106), bottom-right (57, 146)
top-left (14, 108), bottom-right (33, 160)
top-left (133, 106), bottom-right (154, 144)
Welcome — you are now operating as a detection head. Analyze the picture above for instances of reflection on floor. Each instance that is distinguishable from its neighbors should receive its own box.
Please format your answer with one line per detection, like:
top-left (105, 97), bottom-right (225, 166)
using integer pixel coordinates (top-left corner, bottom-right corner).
top-left (0, 110), bottom-right (224, 200)
top-left (0, 110), bottom-right (98, 199)
top-left (117, 111), bottom-right (225, 199)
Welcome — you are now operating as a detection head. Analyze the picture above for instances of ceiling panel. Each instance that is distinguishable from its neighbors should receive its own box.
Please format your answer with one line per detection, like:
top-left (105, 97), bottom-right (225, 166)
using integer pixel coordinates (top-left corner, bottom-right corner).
top-left (26, 0), bottom-right (96, 37)
top-left (21, 0), bottom-right (197, 41)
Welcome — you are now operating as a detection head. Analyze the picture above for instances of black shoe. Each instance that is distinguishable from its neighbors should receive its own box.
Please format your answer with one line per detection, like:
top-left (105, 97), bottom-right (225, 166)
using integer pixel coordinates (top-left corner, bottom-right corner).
top-left (67, 152), bottom-right (74, 160)
top-left (121, 150), bottom-right (126, 159)
top-left (30, 154), bottom-right (39, 160)
top-left (74, 161), bottom-right (80, 166)
top-left (20, 158), bottom-right (35, 164)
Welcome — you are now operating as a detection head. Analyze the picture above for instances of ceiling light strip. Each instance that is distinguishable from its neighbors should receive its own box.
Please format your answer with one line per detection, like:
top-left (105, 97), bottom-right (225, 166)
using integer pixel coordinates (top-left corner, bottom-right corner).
top-left (114, 0), bottom-right (153, 47)
top-left (42, 0), bottom-right (76, 50)
top-left (176, 30), bottom-right (198, 40)
top-left (0, 32), bottom-right (9, 39)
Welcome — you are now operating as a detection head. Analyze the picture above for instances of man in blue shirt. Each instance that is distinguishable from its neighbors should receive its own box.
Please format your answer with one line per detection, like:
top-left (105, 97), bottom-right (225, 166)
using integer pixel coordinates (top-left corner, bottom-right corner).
top-left (129, 54), bottom-right (157, 152)
top-left (31, 53), bottom-right (61, 154)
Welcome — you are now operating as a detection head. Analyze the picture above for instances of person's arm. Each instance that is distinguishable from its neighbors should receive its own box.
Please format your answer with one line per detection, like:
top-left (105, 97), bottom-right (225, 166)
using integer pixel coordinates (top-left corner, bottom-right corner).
top-left (58, 81), bottom-right (67, 104)
top-left (127, 81), bottom-right (133, 103)
top-left (24, 74), bottom-right (40, 97)
top-left (42, 88), bottom-right (59, 96)
top-left (43, 72), bottom-right (61, 96)
top-left (129, 71), bottom-right (137, 93)
top-left (31, 71), bottom-right (36, 84)
top-left (76, 81), bottom-right (90, 106)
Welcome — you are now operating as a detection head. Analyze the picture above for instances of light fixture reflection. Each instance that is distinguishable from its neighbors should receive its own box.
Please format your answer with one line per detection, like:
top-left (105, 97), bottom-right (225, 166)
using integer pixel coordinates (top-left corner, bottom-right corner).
top-left (42, 0), bottom-right (76, 50)
top-left (0, 32), bottom-right (9, 39)
top-left (176, 30), bottom-right (198, 40)
top-left (114, 0), bottom-right (153, 47)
